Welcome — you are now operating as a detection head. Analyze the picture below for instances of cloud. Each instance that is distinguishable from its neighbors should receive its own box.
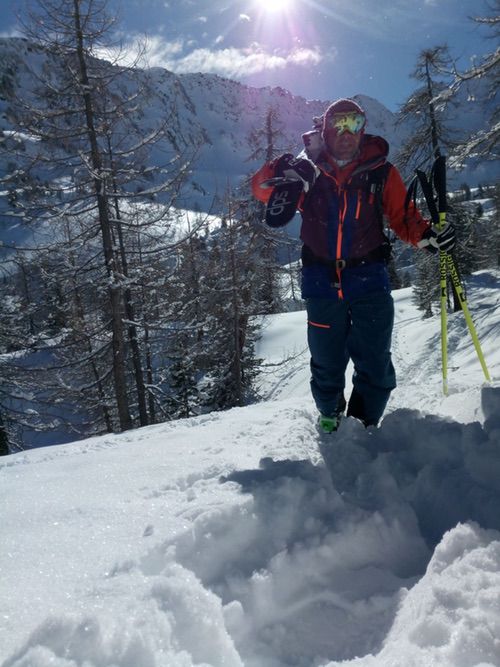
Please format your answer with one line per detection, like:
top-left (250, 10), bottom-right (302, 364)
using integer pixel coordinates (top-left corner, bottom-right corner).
top-left (116, 36), bottom-right (331, 79)
top-left (97, 34), bottom-right (334, 82)
top-left (0, 28), bottom-right (22, 38)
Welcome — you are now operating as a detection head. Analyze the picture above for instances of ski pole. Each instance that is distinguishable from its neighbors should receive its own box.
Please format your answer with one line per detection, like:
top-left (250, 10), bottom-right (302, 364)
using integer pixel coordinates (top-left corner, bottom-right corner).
top-left (445, 254), bottom-right (491, 383)
top-left (433, 156), bottom-right (450, 394)
top-left (433, 155), bottom-right (491, 390)
top-left (416, 156), bottom-right (491, 393)
top-left (417, 157), bottom-right (449, 393)
top-left (439, 252), bottom-right (448, 394)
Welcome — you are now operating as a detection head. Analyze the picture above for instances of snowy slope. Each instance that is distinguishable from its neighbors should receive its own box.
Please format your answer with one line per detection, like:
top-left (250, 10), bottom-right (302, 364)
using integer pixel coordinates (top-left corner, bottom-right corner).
top-left (1, 271), bottom-right (500, 667)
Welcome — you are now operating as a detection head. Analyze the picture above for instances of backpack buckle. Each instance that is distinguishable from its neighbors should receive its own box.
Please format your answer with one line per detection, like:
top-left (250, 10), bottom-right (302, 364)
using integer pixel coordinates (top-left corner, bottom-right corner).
top-left (335, 259), bottom-right (347, 271)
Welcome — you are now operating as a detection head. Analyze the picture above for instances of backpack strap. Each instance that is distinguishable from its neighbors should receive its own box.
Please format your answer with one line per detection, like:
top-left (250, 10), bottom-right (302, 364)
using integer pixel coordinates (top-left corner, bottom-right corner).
top-left (360, 162), bottom-right (392, 249)
top-left (403, 174), bottom-right (418, 224)
top-left (369, 162), bottom-right (391, 227)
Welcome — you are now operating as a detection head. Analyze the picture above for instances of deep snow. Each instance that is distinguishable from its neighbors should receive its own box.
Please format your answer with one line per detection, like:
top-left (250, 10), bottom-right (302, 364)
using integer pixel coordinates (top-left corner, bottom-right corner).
top-left (1, 271), bottom-right (500, 667)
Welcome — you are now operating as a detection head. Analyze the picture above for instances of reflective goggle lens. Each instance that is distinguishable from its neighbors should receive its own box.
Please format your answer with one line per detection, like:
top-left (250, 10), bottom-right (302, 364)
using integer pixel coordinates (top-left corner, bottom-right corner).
top-left (328, 112), bottom-right (365, 135)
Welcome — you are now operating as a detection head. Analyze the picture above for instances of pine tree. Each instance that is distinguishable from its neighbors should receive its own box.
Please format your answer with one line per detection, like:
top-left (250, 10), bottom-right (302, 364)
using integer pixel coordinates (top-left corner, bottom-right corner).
top-left (493, 184), bottom-right (500, 267)
top-left (448, 202), bottom-right (479, 277)
top-left (244, 104), bottom-right (295, 313)
top-left (0, 413), bottom-right (9, 456)
top-left (450, 2), bottom-right (499, 164)
top-left (459, 182), bottom-right (472, 202)
top-left (8, 0), bottom-right (137, 430)
top-left (398, 45), bottom-right (465, 313)
top-left (160, 220), bottom-right (210, 419)
top-left (412, 250), bottom-right (440, 318)
top-left (164, 331), bottom-right (201, 420)
top-left (247, 105), bottom-right (287, 163)
top-left (397, 46), bottom-right (458, 175)
top-left (0, 0), bottom-right (197, 445)
top-left (472, 183), bottom-right (500, 269)
top-left (191, 196), bottom-right (265, 412)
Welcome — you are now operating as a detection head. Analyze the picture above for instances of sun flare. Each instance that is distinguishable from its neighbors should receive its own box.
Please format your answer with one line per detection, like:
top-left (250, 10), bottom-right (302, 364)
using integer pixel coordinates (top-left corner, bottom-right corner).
top-left (255, 0), bottom-right (292, 13)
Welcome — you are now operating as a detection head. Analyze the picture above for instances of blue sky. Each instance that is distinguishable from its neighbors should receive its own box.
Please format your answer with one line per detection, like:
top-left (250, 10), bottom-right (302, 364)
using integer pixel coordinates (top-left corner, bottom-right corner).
top-left (1, 0), bottom-right (492, 111)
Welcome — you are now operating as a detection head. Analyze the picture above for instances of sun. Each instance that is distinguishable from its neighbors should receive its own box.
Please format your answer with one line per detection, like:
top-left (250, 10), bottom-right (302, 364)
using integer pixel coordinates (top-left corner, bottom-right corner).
top-left (255, 0), bottom-right (292, 13)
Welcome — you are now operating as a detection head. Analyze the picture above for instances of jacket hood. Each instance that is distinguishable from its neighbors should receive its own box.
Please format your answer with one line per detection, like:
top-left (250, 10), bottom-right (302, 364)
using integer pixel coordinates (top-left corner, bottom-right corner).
top-left (358, 133), bottom-right (389, 164)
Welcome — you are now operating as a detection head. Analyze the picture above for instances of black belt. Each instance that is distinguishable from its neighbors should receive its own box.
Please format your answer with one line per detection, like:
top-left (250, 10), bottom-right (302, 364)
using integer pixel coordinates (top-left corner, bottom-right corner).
top-left (302, 243), bottom-right (391, 270)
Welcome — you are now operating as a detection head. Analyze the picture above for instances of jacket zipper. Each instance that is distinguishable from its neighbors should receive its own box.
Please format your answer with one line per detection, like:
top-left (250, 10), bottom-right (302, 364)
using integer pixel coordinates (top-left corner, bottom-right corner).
top-left (336, 187), bottom-right (348, 299)
top-left (318, 160), bottom-right (386, 300)
top-left (355, 189), bottom-right (362, 219)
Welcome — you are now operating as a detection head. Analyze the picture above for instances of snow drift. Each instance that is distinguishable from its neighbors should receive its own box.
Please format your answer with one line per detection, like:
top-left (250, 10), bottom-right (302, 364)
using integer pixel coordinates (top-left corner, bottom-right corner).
top-left (1, 275), bottom-right (500, 667)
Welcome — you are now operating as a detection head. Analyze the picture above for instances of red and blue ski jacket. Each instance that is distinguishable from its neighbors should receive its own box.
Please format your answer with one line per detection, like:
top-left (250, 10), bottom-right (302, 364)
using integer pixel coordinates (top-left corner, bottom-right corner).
top-left (252, 134), bottom-right (430, 301)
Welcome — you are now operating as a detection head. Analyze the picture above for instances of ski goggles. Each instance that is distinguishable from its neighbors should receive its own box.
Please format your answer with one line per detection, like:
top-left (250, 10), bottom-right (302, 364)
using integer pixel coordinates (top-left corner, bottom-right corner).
top-left (326, 112), bottom-right (366, 135)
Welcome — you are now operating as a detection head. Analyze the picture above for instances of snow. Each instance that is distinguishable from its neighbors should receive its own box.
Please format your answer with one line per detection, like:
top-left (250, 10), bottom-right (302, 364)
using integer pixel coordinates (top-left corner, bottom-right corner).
top-left (1, 271), bottom-right (500, 667)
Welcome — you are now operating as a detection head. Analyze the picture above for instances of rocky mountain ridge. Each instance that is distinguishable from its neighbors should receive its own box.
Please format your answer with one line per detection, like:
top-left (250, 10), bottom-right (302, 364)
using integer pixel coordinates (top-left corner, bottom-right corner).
top-left (0, 36), bottom-right (495, 221)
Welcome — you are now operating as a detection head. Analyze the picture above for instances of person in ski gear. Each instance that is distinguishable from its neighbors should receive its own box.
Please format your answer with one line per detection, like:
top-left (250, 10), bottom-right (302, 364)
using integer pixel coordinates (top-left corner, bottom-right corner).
top-left (252, 98), bottom-right (456, 432)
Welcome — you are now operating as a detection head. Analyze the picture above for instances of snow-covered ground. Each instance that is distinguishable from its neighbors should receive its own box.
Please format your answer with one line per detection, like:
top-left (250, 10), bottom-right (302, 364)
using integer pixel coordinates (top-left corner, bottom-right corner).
top-left (2, 271), bottom-right (500, 667)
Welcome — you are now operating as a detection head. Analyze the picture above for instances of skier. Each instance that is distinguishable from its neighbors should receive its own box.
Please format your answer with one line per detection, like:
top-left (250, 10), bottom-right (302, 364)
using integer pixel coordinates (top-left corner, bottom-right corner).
top-left (252, 98), bottom-right (456, 432)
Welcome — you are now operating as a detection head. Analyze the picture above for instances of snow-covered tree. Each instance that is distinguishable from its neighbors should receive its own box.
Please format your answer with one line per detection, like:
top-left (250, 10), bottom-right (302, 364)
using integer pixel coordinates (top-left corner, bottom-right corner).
top-left (245, 105), bottom-right (300, 313)
top-left (397, 46), bottom-right (458, 173)
top-left (0, 0), bottom-right (198, 445)
top-left (493, 184), bottom-right (500, 267)
top-left (0, 412), bottom-right (9, 456)
top-left (450, 2), bottom-right (499, 164)
top-left (398, 46), bottom-right (470, 314)
top-left (247, 105), bottom-right (287, 164)
top-left (412, 250), bottom-right (440, 318)
top-left (197, 205), bottom-right (263, 411)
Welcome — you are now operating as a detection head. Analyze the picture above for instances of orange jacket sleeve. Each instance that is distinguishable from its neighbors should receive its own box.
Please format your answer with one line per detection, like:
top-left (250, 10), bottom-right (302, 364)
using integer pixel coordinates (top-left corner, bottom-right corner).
top-left (251, 161), bottom-right (277, 203)
top-left (251, 159), bottom-right (305, 212)
top-left (383, 165), bottom-right (431, 246)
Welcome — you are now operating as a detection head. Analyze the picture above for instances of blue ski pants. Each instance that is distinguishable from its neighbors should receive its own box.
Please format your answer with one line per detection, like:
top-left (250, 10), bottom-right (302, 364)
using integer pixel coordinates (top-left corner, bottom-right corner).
top-left (306, 292), bottom-right (396, 426)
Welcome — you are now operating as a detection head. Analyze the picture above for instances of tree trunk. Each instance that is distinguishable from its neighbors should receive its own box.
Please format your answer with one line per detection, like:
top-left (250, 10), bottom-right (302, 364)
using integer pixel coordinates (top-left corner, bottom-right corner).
top-left (229, 223), bottom-right (243, 405)
top-left (73, 0), bottom-right (132, 431)
top-left (69, 251), bottom-right (114, 433)
top-left (0, 413), bottom-right (9, 456)
top-left (107, 138), bottom-right (148, 426)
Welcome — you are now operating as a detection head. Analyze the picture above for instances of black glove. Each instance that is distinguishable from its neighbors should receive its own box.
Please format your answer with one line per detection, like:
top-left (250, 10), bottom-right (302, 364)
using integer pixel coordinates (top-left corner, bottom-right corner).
top-left (274, 154), bottom-right (317, 193)
top-left (418, 223), bottom-right (456, 253)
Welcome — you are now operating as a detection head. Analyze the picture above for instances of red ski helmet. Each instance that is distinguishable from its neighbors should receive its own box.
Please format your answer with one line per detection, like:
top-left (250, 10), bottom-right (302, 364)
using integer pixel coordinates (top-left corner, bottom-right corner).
top-left (322, 98), bottom-right (366, 141)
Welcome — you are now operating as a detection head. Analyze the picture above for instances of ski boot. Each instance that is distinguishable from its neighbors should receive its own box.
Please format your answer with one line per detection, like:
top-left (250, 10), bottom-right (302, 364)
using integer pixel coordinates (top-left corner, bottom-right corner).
top-left (317, 394), bottom-right (347, 434)
top-left (318, 414), bottom-right (340, 434)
